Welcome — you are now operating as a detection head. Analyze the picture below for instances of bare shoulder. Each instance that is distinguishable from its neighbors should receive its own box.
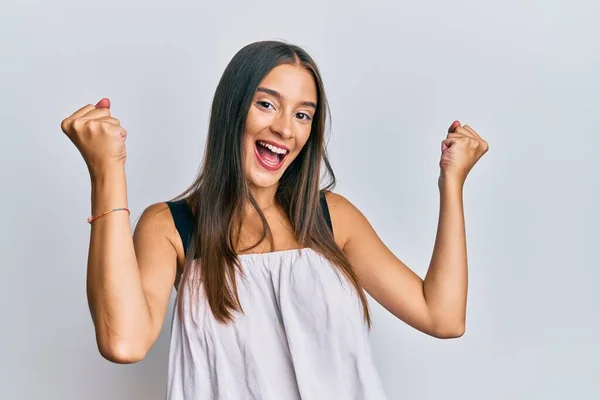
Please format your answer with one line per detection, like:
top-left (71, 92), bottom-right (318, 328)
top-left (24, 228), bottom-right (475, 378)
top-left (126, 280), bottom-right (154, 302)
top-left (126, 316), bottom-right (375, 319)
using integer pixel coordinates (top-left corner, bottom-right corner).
top-left (134, 202), bottom-right (185, 264)
top-left (135, 202), bottom-right (176, 234)
top-left (322, 191), bottom-right (369, 250)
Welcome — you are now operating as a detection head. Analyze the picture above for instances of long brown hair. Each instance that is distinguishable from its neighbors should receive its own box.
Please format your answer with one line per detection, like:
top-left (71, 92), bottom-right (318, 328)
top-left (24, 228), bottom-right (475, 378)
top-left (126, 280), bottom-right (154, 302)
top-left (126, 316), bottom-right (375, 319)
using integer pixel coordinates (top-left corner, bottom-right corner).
top-left (174, 40), bottom-right (371, 327)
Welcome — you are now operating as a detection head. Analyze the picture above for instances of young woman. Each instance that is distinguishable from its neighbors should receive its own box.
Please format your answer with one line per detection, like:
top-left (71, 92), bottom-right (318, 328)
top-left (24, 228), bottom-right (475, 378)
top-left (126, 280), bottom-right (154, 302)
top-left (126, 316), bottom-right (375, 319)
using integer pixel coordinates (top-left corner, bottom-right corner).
top-left (61, 40), bottom-right (488, 399)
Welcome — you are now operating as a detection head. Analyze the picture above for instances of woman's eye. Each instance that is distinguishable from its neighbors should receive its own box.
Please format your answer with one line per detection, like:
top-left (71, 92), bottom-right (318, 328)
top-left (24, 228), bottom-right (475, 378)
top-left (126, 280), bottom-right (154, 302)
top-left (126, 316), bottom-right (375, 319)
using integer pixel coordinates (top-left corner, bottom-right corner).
top-left (257, 101), bottom-right (273, 109)
top-left (296, 112), bottom-right (312, 121)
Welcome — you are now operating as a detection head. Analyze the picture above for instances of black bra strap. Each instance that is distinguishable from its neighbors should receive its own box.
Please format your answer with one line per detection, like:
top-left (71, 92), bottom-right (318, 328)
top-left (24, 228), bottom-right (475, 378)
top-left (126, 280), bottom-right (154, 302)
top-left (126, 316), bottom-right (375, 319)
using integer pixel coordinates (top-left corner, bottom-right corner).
top-left (320, 191), bottom-right (333, 234)
top-left (166, 199), bottom-right (193, 256)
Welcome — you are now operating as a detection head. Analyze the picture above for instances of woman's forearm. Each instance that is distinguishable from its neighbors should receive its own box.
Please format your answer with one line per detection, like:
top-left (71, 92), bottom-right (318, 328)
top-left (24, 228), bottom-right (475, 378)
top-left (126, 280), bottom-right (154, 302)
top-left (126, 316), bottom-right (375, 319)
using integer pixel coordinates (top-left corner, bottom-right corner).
top-left (423, 177), bottom-right (468, 336)
top-left (87, 167), bottom-right (152, 361)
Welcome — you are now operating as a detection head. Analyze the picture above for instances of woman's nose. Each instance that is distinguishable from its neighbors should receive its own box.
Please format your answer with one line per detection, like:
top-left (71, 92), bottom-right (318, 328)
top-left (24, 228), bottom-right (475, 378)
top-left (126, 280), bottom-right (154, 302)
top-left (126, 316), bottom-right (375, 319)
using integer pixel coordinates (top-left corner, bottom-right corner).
top-left (271, 113), bottom-right (293, 139)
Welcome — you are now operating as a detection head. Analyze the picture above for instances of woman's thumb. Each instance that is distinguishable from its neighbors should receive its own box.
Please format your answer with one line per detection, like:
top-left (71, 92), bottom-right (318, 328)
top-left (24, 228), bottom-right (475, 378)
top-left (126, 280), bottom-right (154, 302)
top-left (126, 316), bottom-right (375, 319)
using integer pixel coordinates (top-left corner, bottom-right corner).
top-left (95, 98), bottom-right (111, 109)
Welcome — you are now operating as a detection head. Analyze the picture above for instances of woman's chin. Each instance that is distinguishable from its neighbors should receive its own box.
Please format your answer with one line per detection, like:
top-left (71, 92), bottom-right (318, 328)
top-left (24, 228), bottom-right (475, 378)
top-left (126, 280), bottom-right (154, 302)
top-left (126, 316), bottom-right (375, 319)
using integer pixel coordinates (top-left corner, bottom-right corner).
top-left (247, 170), bottom-right (282, 190)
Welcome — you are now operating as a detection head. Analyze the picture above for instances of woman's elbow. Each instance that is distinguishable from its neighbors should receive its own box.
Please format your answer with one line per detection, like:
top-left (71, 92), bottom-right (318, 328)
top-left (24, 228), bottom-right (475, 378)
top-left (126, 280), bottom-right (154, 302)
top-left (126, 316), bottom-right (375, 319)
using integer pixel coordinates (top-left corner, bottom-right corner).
top-left (434, 326), bottom-right (465, 339)
top-left (430, 320), bottom-right (466, 339)
top-left (97, 338), bottom-right (149, 364)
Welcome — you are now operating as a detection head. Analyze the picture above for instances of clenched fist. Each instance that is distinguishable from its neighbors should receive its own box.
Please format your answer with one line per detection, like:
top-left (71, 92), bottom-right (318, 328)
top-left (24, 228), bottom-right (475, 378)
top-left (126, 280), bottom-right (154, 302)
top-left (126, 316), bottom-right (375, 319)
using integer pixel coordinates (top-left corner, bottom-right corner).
top-left (61, 98), bottom-right (127, 177)
top-left (439, 120), bottom-right (489, 186)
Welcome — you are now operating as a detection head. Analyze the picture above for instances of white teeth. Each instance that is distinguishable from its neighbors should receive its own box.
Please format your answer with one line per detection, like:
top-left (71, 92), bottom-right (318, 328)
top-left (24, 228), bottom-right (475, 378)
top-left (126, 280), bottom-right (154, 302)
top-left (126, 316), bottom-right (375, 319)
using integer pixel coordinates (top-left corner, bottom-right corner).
top-left (257, 140), bottom-right (288, 155)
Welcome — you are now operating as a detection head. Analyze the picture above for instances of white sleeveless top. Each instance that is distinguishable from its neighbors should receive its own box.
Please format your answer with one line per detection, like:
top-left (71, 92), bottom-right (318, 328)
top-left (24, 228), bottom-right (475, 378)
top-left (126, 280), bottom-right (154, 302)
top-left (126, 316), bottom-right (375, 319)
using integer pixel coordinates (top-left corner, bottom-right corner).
top-left (166, 247), bottom-right (388, 399)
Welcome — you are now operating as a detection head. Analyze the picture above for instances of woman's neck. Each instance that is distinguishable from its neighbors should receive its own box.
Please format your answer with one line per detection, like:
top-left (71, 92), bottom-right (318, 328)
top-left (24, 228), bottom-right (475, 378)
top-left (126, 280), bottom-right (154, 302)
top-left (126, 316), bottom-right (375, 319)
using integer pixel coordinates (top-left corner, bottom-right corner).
top-left (247, 184), bottom-right (278, 211)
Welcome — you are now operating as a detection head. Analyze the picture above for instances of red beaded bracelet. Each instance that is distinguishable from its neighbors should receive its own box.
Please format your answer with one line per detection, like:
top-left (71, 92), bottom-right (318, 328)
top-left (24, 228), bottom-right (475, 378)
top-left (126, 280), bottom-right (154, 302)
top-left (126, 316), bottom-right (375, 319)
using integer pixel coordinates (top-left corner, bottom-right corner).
top-left (87, 207), bottom-right (130, 224)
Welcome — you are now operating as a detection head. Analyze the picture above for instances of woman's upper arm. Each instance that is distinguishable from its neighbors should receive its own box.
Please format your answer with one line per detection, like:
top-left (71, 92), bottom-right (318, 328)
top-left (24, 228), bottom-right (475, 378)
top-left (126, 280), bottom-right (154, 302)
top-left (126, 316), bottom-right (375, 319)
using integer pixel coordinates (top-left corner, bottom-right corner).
top-left (325, 192), bottom-right (436, 336)
top-left (132, 202), bottom-right (180, 345)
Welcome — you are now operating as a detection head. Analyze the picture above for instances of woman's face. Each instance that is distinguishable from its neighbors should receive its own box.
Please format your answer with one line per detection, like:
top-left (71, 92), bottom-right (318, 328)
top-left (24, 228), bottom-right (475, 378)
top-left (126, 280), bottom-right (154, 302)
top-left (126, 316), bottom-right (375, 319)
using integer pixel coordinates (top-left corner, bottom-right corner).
top-left (242, 64), bottom-right (317, 191)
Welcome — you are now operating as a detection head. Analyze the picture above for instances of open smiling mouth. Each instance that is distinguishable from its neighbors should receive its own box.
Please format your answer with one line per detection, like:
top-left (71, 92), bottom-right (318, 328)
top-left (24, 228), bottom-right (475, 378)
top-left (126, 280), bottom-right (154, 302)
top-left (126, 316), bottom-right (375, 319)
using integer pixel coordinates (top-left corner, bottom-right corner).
top-left (254, 140), bottom-right (290, 171)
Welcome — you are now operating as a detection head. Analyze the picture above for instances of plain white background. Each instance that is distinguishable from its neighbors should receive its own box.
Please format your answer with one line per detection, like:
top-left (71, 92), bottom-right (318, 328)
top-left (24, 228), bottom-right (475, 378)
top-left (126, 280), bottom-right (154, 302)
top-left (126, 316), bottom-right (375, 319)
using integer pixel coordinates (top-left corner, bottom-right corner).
top-left (1, 0), bottom-right (598, 399)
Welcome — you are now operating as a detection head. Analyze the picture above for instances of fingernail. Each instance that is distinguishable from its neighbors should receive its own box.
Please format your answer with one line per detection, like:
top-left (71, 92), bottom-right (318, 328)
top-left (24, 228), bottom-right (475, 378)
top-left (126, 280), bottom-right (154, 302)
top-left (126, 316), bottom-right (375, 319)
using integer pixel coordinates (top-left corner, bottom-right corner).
top-left (448, 120), bottom-right (461, 133)
top-left (96, 97), bottom-right (111, 107)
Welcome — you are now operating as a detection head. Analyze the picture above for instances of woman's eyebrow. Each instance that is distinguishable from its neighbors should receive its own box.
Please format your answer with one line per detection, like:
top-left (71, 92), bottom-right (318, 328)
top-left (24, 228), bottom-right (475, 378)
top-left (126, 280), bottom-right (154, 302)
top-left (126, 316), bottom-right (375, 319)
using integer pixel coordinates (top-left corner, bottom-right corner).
top-left (256, 87), bottom-right (317, 109)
